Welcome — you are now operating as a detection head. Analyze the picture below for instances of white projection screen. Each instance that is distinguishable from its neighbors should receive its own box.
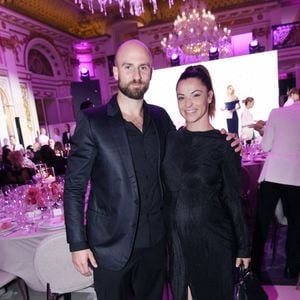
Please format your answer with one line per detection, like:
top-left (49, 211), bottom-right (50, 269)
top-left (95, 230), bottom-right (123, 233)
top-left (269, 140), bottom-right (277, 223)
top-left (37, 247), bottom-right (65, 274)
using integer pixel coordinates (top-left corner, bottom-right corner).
top-left (145, 51), bottom-right (279, 133)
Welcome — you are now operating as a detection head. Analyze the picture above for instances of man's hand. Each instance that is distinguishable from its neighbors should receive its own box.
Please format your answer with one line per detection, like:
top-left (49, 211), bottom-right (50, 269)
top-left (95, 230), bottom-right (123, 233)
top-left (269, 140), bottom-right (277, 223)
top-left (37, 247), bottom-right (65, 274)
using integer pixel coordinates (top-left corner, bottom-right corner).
top-left (220, 128), bottom-right (242, 153)
top-left (72, 249), bottom-right (98, 276)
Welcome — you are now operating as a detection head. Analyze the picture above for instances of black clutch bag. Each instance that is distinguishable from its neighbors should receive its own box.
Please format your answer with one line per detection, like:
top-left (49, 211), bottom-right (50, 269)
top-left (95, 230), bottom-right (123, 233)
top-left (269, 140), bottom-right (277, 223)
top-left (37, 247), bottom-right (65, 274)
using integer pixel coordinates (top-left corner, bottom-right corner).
top-left (235, 266), bottom-right (268, 300)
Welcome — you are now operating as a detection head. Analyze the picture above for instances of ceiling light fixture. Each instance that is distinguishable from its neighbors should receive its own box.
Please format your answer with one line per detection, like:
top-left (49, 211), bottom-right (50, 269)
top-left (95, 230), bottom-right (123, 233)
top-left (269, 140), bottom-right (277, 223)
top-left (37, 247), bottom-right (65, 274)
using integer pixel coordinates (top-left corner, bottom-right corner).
top-left (74, 0), bottom-right (174, 17)
top-left (209, 46), bottom-right (219, 60)
top-left (161, 0), bottom-right (232, 64)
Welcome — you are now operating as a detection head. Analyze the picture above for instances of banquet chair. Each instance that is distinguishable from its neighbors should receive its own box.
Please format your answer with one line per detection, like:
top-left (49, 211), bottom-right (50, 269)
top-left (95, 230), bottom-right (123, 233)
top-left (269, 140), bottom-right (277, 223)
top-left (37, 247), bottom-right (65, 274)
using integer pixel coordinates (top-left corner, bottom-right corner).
top-left (0, 270), bottom-right (30, 300)
top-left (33, 231), bottom-right (94, 299)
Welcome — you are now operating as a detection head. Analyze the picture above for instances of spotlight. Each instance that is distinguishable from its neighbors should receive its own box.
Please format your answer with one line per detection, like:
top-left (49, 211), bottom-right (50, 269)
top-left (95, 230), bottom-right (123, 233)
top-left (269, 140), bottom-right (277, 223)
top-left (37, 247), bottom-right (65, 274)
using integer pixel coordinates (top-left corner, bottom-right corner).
top-left (249, 40), bottom-right (264, 54)
top-left (209, 47), bottom-right (219, 60)
top-left (80, 67), bottom-right (90, 81)
top-left (170, 53), bottom-right (180, 67)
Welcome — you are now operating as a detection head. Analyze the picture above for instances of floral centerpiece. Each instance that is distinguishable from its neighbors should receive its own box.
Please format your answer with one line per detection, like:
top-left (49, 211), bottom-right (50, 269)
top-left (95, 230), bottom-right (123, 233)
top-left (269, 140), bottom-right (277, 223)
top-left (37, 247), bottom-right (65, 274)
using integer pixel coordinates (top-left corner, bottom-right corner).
top-left (25, 186), bottom-right (44, 208)
top-left (25, 180), bottom-right (63, 209)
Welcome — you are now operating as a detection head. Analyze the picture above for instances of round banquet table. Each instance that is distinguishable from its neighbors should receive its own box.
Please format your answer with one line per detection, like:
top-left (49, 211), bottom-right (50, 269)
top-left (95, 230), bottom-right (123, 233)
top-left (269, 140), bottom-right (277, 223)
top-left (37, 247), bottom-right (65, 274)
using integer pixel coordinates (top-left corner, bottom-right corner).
top-left (0, 228), bottom-right (65, 291)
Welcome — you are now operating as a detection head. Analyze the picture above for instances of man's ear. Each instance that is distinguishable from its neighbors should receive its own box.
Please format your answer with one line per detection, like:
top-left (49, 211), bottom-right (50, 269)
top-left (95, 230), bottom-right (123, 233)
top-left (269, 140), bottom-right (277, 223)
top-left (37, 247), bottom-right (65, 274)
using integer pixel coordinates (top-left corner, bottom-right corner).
top-left (113, 66), bottom-right (118, 81)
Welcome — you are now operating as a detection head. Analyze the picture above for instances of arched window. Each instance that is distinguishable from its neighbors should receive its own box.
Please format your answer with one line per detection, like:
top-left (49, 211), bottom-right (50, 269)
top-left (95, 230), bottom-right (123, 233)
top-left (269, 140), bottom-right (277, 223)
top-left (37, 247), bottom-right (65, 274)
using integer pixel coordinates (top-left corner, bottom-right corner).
top-left (28, 49), bottom-right (53, 76)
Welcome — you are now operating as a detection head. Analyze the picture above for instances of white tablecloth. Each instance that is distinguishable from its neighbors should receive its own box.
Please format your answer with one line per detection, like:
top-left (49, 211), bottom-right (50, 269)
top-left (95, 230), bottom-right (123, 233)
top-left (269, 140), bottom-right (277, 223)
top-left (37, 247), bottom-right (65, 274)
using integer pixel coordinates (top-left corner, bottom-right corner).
top-left (0, 229), bottom-right (64, 291)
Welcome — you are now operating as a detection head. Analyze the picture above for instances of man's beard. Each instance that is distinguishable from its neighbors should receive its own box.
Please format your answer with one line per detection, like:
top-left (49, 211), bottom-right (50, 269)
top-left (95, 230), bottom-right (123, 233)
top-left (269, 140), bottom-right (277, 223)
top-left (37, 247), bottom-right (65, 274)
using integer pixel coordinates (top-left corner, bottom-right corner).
top-left (118, 79), bottom-right (149, 100)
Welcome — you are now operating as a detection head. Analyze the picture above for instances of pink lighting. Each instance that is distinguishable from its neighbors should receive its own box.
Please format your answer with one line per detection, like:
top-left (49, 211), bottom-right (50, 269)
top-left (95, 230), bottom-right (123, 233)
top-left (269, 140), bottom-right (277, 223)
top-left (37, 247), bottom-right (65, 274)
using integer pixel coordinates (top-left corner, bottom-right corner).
top-left (209, 47), bottom-right (219, 60)
top-left (80, 67), bottom-right (89, 76)
top-left (171, 53), bottom-right (179, 60)
top-left (74, 42), bottom-right (94, 80)
top-left (80, 67), bottom-right (90, 81)
top-left (249, 39), bottom-right (263, 54)
top-left (250, 39), bottom-right (259, 47)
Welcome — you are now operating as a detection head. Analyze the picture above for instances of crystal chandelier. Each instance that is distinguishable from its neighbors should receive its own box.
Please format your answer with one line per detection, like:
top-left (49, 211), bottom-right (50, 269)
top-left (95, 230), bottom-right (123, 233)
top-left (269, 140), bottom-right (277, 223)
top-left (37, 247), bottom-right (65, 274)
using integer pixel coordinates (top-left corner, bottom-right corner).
top-left (74, 0), bottom-right (174, 17)
top-left (161, 1), bottom-right (232, 63)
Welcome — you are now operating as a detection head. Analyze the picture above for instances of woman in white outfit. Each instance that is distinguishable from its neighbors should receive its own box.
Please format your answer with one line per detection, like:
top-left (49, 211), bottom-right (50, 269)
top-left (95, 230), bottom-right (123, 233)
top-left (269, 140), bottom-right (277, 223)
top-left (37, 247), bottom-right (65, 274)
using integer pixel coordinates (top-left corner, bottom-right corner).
top-left (241, 97), bottom-right (255, 145)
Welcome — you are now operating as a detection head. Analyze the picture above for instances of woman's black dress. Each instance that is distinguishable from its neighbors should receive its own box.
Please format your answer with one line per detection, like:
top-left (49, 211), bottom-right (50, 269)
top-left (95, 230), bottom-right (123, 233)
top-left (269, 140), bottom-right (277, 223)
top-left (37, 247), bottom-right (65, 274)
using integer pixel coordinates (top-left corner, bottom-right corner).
top-left (225, 100), bottom-right (240, 135)
top-left (162, 129), bottom-right (250, 300)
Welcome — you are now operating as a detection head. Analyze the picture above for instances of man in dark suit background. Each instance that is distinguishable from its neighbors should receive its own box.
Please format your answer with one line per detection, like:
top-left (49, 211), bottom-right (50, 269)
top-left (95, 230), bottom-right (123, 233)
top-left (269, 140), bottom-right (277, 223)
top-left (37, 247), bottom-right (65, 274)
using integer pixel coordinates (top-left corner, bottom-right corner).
top-left (62, 123), bottom-right (72, 147)
top-left (64, 39), bottom-right (241, 299)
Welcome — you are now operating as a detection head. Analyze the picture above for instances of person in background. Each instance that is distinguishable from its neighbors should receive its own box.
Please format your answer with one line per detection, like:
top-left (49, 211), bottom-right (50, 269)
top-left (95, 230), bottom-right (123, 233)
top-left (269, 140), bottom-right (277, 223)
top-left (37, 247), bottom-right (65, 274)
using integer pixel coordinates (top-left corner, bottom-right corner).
top-left (62, 123), bottom-right (72, 148)
top-left (54, 141), bottom-right (65, 157)
top-left (25, 146), bottom-right (35, 162)
top-left (39, 145), bottom-right (67, 176)
top-left (162, 65), bottom-right (250, 300)
top-left (241, 97), bottom-right (255, 145)
top-left (9, 135), bottom-right (23, 151)
top-left (288, 87), bottom-right (299, 102)
top-left (3, 150), bottom-right (34, 185)
top-left (251, 87), bottom-right (300, 280)
top-left (32, 138), bottom-right (42, 164)
top-left (21, 147), bottom-right (36, 170)
top-left (52, 127), bottom-right (62, 144)
top-left (1, 145), bottom-right (11, 170)
top-left (38, 127), bottom-right (49, 146)
top-left (64, 39), bottom-right (241, 300)
top-left (283, 87), bottom-right (299, 107)
top-left (222, 84), bottom-right (241, 135)
top-left (48, 138), bottom-right (55, 150)
top-left (250, 88), bottom-right (299, 137)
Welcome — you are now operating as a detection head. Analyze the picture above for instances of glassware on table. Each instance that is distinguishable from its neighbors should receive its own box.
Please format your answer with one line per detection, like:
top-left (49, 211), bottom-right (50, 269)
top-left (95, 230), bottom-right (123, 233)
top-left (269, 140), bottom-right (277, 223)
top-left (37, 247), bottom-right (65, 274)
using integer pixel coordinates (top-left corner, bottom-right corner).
top-left (42, 167), bottom-right (56, 184)
top-left (35, 163), bottom-right (48, 182)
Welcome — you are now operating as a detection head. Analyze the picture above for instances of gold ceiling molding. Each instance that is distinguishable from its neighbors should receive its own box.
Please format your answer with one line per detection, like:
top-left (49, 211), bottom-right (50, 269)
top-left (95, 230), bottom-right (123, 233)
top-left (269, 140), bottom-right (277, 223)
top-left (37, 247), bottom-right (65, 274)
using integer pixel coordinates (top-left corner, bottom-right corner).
top-left (1, 0), bottom-right (274, 39)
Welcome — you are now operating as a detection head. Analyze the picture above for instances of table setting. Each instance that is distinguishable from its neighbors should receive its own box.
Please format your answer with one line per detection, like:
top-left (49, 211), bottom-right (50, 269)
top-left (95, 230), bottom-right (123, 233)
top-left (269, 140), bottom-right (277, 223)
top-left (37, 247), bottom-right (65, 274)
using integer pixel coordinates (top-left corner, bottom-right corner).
top-left (0, 168), bottom-right (65, 238)
top-left (0, 217), bottom-right (18, 237)
top-left (0, 172), bottom-right (71, 292)
top-left (241, 140), bottom-right (268, 165)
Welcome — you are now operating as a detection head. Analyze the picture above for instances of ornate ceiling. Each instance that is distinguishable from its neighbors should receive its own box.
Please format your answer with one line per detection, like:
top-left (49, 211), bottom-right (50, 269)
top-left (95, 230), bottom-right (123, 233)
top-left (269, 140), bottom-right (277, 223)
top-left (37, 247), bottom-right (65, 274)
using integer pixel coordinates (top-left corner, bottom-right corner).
top-left (0, 0), bottom-right (271, 39)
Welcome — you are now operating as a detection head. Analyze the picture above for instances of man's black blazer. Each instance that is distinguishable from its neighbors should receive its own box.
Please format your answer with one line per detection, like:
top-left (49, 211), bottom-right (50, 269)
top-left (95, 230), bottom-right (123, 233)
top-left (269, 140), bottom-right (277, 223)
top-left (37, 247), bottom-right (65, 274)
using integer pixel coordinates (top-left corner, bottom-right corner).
top-left (64, 95), bottom-right (175, 271)
top-left (62, 131), bottom-right (71, 146)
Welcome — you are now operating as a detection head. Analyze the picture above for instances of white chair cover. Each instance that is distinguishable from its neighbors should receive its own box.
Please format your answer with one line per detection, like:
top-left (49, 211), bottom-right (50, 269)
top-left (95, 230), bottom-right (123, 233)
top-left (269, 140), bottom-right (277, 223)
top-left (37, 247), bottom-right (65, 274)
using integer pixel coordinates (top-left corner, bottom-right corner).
top-left (33, 231), bottom-right (93, 294)
top-left (0, 270), bottom-right (16, 288)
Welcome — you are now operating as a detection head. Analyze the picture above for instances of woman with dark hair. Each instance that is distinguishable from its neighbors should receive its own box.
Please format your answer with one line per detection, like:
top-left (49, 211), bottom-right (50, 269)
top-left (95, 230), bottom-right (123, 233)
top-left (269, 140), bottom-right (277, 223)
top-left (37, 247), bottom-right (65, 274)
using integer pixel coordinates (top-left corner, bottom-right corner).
top-left (162, 65), bottom-right (250, 300)
top-left (3, 150), bottom-right (34, 185)
top-left (53, 141), bottom-right (65, 157)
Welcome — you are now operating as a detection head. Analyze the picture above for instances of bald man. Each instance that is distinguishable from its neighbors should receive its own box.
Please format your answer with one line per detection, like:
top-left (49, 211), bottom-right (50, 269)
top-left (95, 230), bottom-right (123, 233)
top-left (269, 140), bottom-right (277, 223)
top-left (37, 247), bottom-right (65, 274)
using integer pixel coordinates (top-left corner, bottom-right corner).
top-left (64, 39), bottom-right (174, 299)
top-left (64, 39), bottom-right (241, 299)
